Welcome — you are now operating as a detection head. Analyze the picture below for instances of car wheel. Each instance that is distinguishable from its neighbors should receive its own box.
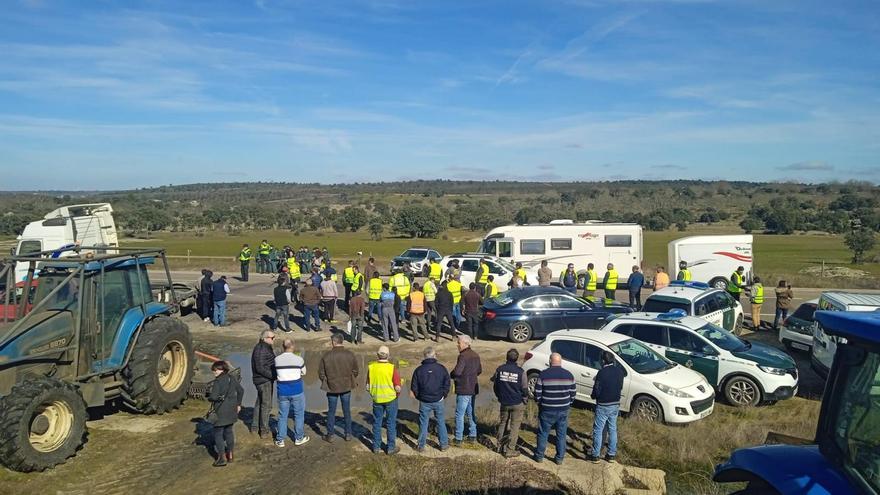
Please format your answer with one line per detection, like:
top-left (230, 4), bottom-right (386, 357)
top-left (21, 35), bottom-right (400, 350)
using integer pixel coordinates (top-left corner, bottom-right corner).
top-left (734, 314), bottom-right (744, 335)
top-left (724, 375), bottom-right (761, 407)
top-left (509, 322), bottom-right (532, 343)
top-left (631, 396), bottom-right (664, 422)
top-left (709, 277), bottom-right (728, 290)
top-left (526, 372), bottom-right (540, 400)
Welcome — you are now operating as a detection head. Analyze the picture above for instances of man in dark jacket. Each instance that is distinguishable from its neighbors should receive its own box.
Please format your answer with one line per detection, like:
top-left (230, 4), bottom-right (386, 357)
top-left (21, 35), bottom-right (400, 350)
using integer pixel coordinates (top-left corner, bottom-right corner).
top-left (211, 275), bottom-right (230, 327)
top-left (462, 283), bottom-right (482, 340)
top-left (318, 333), bottom-right (360, 442)
top-left (199, 269), bottom-right (214, 322)
top-left (251, 330), bottom-right (277, 439)
top-left (588, 351), bottom-right (625, 463)
top-left (299, 279), bottom-right (322, 332)
top-left (534, 353), bottom-right (577, 464)
top-left (273, 279), bottom-right (291, 332)
top-left (451, 335), bottom-right (481, 445)
top-left (492, 349), bottom-right (528, 458)
top-left (433, 281), bottom-right (456, 341)
top-left (207, 361), bottom-right (244, 467)
top-left (627, 265), bottom-right (645, 311)
top-left (410, 346), bottom-right (451, 452)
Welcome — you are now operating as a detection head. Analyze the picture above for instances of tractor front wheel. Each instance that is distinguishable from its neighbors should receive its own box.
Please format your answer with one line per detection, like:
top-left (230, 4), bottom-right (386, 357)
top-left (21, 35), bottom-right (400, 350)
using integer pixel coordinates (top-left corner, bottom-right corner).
top-left (123, 316), bottom-right (194, 414)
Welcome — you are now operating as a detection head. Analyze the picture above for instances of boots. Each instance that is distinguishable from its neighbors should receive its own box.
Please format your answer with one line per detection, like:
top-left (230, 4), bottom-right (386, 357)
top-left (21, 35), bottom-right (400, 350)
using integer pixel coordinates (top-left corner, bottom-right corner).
top-left (213, 455), bottom-right (227, 467)
top-left (225, 450), bottom-right (234, 463)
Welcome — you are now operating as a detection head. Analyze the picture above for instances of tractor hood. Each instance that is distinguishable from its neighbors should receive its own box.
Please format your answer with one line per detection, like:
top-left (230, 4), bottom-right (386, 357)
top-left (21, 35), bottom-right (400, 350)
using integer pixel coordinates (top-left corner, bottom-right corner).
top-left (0, 310), bottom-right (76, 367)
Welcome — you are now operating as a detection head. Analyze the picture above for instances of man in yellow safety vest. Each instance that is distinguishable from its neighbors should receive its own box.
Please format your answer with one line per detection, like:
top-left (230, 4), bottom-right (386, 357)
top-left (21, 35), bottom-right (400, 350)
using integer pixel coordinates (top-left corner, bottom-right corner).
top-left (727, 266), bottom-right (746, 303)
top-left (423, 276), bottom-right (438, 329)
top-left (366, 346), bottom-right (401, 455)
top-left (258, 240), bottom-right (271, 274)
top-left (389, 268), bottom-right (411, 322)
top-left (238, 243), bottom-right (253, 282)
top-left (486, 275), bottom-right (500, 298)
top-left (447, 275), bottom-right (463, 325)
top-left (475, 257), bottom-right (490, 296)
top-left (343, 260), bottom-right (356, 309)
top-left (603, 263), bottom-right (618, 300)
top-left (514, 262), bottom-right (528, 286)
top-left (429, 259), bottom-right (442, 281)
top-left (677, 261), bottom-right (692, 281)
top-left (749, 276), bottom-right (764, 331)
top-left (582, 263), bottom-right (597, 299)
top-left (368, 272), bottom-right (383, 323)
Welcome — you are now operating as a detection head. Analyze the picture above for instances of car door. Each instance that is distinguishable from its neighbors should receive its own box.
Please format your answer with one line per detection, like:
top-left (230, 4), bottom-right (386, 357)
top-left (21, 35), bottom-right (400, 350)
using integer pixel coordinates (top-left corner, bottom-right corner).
top-left (695, 294), bottom-right (724, 327)
top-left (717, 292), bottom-right (736, 330)
top-left (555, 294), bottom-right (602, 329)
top-left (459, 259), bottom-right (479, 286)
top-left (549, 338), bottom-right (599, 402)
top-left (520, 295), bottom-right (558, 337)
top-left (667, 327), bottom-right (721, 384)
top-left (487, 260), bottom-right (512, 287)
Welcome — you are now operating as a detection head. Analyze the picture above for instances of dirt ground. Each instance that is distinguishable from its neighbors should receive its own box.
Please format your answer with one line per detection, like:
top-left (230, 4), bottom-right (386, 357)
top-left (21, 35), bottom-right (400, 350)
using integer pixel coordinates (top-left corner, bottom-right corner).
top-left (0, 275), bottom-right (830, 495)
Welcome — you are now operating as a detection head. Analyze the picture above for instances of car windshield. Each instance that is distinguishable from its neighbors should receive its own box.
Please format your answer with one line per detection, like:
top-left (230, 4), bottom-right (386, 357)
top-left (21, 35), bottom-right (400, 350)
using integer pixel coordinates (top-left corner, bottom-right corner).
top-left (610, 339), bottom-right (675, 374)
top-left (695, 323), bottom-right (748, 352)
top-left (791, 303), bottom-right (817, 322)
top-left (401, 249), bottom-right (427, 258)
top-left (643, 297), bottom-right (690, 313)
top-left (478, 239), bottom-right (495, 256)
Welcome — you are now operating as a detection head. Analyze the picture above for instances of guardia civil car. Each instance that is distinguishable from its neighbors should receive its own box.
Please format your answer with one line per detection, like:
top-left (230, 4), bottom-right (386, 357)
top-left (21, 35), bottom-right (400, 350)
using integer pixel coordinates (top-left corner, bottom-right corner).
top-left (602, 310), bottom-right (798, 407)
top-left (643, 281), bottom-right (744, 334)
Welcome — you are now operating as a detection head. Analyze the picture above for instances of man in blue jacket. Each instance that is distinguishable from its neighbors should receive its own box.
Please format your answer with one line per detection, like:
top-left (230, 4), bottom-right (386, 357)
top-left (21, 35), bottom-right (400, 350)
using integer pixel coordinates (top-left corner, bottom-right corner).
top-left (589, 351), bottom-right (625, 463)
top-left (534, 353), bottom-right (577, 464)
top-left (492, 348), bottom-right (528, 458)
top-left (410, 346), bottom-right (451, 452)
top-left (627, 265), bottom-right (645, 311)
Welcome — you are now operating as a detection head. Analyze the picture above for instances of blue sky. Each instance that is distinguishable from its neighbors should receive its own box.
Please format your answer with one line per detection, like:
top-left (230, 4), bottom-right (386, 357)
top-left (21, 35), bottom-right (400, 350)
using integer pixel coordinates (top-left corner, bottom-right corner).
top-left (1, 0), bottom-right (878, 190)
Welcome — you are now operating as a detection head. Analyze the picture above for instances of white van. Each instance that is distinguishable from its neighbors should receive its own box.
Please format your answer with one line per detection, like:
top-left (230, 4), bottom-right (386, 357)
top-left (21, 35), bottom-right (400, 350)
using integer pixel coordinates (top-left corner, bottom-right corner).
top-left (811, 292), bottom-right (880, 378)
top-left (668, 235), bottom-right (753, 289)
top-left (477, 220), bottom-right (643, 286)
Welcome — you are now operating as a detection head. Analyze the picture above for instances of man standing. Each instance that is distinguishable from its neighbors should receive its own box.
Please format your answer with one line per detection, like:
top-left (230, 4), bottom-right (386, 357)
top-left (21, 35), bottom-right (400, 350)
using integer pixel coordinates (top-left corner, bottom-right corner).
top-left (451, 335), bottom-right (481, 446)
top-left (199, 269), bottom-right (214, 323)
top-left (343, 260), bottom-right (355, 310)
top-left (366, 257), bottom-right (378, 280)
top-left (749, 276), bottom-right (764, 331)
top-left (514, 262), bottom-right (528, 286)
top-left (434, 281), bottom-right (456, 341)
top-left (251, 330), bottom-right (277, 439)
top-left (537, 260), bottom-right (552, 287)
top-left (447, 275), bottom-right (463, 326)
top-left (423, 276), bottom-right (438, 331)
top-left (492, 349), bottom-right (527, 458)
top-left (773, 280), bottom-right (794, 330)
top-left (389, 268), bottom-right (411, 323)
top-left (299, 279), bottom-right (321, 332)
top-left (258, 239), bottom-right (271, 274)
top-left (588, 351), bottom-right (625, 464)
top-left (582, 262), bottom-right (597, 299)
top-left (627, 266), bottom-right (645, 311)
top-left (559, 263), bottom-right (578, 293)
top-left (319, 333), bottom-right (360, 442)
top-left (727, 266), bottom-right (746, 303)
top-left (380, 283), bottom-right (399, 342)
top-left (349, 290), bottom-right (366, 345)
top-left (367, 272), bottom-right (383, 323)
top-left (654, 266), bottom-right (670, 291)
top-left (274, 339), bottom-right (309, 447)
top-left (273, 279), bottom-right (292, 332)
top-left (410, 346), bottom-right (450, 452)
top-left (238, 243), bottom-right (252, 282)
top-left (211, 275), bottom-right (230, 327)
top-left (676, 260), bottom-right (692, 281)
top-left (603, 263), bottom-right (618, 301)
top-left (366, 345), bottom-right (401, 455)
top-left (351, 266), bottom-right (365, 308)
top-left (408, 282), bottom-right (428, 341)
top-left (463, 283), bottom-right (482, 340)
top-left (486, 275), bottom-right (500, 298)
top-left (475, 257), bottom-right (490, 296)
top-left (429, 258), bottom-right (442, 283)
top-left (320, 273), bottom-right (338, 323)
top-left (533, 353), bottom-right (576, 464)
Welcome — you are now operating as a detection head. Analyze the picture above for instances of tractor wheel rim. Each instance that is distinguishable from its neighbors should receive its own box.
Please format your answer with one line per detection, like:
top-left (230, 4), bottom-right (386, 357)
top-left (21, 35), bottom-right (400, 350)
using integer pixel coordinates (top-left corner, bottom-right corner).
top-left (512, 324), bottom-right (529, 342)
top-left (158, 340), bottom-right (188, 393)
top-left (636, 400), bottom-right (660, 421)
top-left (730, 380), bottom-right (756, 405)
top-left (30, 400), bottom-right (73, 452)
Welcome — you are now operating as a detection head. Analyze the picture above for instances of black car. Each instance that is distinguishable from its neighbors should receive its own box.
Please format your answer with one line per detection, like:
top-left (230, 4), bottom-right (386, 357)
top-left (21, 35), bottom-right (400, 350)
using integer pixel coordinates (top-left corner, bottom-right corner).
top-left (480, 286), bottom-right (633, 343)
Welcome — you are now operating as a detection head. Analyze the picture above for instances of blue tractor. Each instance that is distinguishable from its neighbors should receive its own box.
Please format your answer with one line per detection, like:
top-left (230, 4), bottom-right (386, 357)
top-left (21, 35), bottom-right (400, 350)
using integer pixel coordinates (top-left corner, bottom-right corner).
top-left (0, 247), bottom-right (194, 471)
top-left (713, 310), bottom-right (880, 494)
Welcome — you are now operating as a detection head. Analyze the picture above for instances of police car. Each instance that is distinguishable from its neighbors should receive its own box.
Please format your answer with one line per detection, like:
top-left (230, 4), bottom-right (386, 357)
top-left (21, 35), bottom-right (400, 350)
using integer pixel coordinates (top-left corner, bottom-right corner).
top-left (602, 310), bottom-right (798, 407)
top-left (643, 281), bottom-right (744, 334)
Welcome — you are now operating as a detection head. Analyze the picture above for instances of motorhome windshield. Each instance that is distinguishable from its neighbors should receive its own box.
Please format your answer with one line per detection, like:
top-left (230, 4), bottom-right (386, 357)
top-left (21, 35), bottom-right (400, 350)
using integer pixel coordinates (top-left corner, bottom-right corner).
top-left (478, 239), bottom-right (495, 255)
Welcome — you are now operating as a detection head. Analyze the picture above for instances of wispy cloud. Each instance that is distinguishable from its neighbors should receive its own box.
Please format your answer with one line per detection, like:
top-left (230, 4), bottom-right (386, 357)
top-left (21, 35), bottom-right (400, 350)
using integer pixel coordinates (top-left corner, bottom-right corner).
top-left (777, 160), bottom-right (834, 171)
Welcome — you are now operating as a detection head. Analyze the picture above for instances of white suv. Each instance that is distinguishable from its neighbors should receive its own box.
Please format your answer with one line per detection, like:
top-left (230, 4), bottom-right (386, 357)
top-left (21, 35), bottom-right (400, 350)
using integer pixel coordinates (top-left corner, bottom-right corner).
top-left (643, 281), bottom-right (744, 334)
top-left (438, 253), bottom-right (538, 290)
top-left (522, 330), bottom-right (715, 424)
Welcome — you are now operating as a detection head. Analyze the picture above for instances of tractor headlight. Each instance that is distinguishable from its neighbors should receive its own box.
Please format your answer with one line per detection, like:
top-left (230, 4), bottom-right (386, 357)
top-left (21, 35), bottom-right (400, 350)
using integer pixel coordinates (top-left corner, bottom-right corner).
top-left (653, 382), bottom-right (693, 398)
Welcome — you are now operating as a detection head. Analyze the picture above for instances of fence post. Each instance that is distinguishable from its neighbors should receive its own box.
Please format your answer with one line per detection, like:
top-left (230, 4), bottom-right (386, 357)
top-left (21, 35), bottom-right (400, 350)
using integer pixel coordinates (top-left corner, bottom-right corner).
top-left (821, 260), bottom-right (825, 278)
top-left (187, 249), bottom-right (191, 264)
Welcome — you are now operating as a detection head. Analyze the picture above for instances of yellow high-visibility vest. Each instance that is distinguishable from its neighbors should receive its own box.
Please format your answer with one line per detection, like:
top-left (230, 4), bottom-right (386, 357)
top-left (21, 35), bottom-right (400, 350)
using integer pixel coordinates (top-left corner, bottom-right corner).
top-left (343, 267), bottom-right (355, 284)
top-left (368, 361), bottom-right (397, 404)
top-left (448, 280), bottom-right (462, 303)
top-left (515, 268), bottom-right (527, 283)
top-left (368, 278), bottom-right (383, 300)
top-left (352, 273), bottom-right (365, 292)
top-left (728, 272), bottom-right (744, 294)
top-left (586, 269), bottom-right (597, 291)
top-left (258, 242), bottom-right (270, 255)
top-left (487, 282), bottom-right (499, 298)
top-left (478, 263), bottom-right (490, 284)
top-left (429, 262), bottom-right (442, 280)
top-left (751, 283), bottom-right (764, 304)
top-left (239, 248), bottom-right (252, 262)
top-left (605, 269), bottom-right (619, 290)
top-left (678, 269), bottom-right (692, 281)
top-left (423, 280), bottom-right (437, 301)
top-left (390, 273), bottom-right (411, 299)
top-left (287, 258), bottom-right (301, 278)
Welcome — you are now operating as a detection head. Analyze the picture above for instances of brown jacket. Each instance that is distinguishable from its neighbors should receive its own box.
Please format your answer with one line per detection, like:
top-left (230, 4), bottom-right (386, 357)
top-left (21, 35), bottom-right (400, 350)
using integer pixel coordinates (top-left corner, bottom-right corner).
top-left (538, 267), bottom-right (553, 287)
top-left (300, 285), bottom-right (321, 306)
top-left (451, 347), bottom-right (482, 395)
top-left (319, 346), bottom-right (360, 393)
top-left (349, 294), bottom-right (365, 319)
top-left (775, 287), bottom-right (793, 309)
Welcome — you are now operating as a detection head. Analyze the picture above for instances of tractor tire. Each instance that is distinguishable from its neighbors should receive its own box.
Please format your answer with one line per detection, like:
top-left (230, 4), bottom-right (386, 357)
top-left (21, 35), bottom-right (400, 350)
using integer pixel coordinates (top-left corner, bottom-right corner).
top-left (0, 378), bottom-right (87, 472)
top-left (123, 316), bottom-right (194, 414)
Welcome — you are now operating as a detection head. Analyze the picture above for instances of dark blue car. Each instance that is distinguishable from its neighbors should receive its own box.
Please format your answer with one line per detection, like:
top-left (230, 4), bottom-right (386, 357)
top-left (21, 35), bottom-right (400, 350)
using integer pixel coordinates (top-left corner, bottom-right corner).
top-left (480, 286), bottom-right (633, 343)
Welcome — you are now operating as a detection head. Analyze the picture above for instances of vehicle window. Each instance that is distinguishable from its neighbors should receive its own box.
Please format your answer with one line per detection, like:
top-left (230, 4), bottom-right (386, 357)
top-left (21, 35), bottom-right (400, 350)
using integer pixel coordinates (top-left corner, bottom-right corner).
top-left (611, 324), bottom-right (633, 336)
top-left (17, 240), bottom-right (42, 255)
top-left (479, 240), bottom-right (496, 256)
top-left (631, 324), bottom-right (668, 346)
top-left (792, 303), bottom-right (817, 322)
top-left (492, 293), bottom-right (515, 307)
top-left (610, 339), bottom-right (673, 374)
top-left (429, 251), bottom-right (441, 260)
top-left (695, 323), bottom-right (748, 352)
top-left (498, 241), bottom-right (512, 258)
top-left (706, 295), bottom-right (721, 313)
top-left (522, 296), bottom-right (556, 309)
top-left (694, 297), bottom-right (710, 316)
top-left (554, 295), bottom-right (584, 310)
top-left (487, 261), bottom-right (505, 275)
top-left (714, 292), bottom-right (733, 310)
top-left (643, 297), bottom-right (690, 313)
top-left (461, 259), bottom-right (479, 272)
top-left (605, 235), bottom-right (632, 247)
top-left (401, 249), bottom-right (427, 258)
top-left (550, 238), bottom-right (572, 250)
top-left (520, 239), bottom-right (546, 255)
top-left (495, 257), bottom-right (517, 271)
top-left (550, 339), bottom-right (585, 365)
top-left (583, 343), bottom-right (604, 369)
top-left (101, 269), bottom-right (134, 351)
top-left (669, 327), bottom-right (711, 353)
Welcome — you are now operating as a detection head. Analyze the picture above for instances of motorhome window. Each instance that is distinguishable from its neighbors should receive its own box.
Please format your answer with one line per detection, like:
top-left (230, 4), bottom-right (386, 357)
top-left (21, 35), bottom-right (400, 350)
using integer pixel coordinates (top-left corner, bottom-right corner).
top-left (18, 240), bottom-right (42, 255)
top-left (520, 239), bottom-right (545, 255)
top-left (497, 242), bottom-right (512, 258)
top-left (551, 238), bottom-right (572, 250)
top-left (604, 235), bottom-right (632, 247)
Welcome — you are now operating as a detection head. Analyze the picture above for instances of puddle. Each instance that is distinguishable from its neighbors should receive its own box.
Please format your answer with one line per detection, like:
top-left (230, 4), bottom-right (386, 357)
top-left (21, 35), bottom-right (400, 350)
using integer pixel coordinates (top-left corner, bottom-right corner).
top-left (90, 415), bottom-right (174, 434)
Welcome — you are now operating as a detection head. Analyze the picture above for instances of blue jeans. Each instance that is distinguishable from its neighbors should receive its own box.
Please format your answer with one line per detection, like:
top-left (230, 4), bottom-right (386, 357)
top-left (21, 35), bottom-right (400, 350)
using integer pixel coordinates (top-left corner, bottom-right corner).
top-left (454, 395), bottom-right (477, 440)
top-left (327, 392), bottom-right (352, 437)
top-left (453, 303), bottom-right (462, 324)
top-left (592, 404), bottom-right (619, 458)
top-left (398, 301), bottom-right (407, 322)
top-left (372, 399), bottom-right (398, 451)
top-left (276, 393), bottom-right (305, 442)
top-left (565, 286), bottom-right (577, 294)
top-left (212, 299), bottom-right (227, 326)
top-left (418, 400), bottom-right (448, 449)
top-left (303, 304), bottom-right (320, 330)
top-left (535, 408), bottom-right (569, 462)
top-left (773, 307), bottom-right (789, 329)
top-left (368, 299), bottom-right (382, 321)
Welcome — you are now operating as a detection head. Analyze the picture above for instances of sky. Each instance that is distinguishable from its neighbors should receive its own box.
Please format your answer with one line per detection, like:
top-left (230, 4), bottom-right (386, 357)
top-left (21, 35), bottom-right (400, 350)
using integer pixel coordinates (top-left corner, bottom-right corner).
top-left (0, 0), bottom-right (878, 190)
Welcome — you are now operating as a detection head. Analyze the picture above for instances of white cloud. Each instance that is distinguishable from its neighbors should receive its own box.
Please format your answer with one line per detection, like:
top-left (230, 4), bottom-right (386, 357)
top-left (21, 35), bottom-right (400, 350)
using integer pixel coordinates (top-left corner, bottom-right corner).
top-left (777, 161), bottom-right (834, 172)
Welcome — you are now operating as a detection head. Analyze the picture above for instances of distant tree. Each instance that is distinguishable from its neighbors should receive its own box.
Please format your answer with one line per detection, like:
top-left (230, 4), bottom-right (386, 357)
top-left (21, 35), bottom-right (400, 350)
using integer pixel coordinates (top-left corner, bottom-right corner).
top-left (740, 217), bottom-right (763, 233)
top-left (393, 205), bottom-right (448, 238)
top-left (341, 206), bottom-right (369, 232)
top-left (844, 229), bottom-right (876, 264)
top-left (369, 221), bottom-right (384, 240)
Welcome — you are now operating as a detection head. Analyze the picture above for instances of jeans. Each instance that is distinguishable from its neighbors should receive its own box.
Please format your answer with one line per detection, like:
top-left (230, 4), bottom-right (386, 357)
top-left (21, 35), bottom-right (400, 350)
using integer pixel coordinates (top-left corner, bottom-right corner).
top-left (372, 399), bottom-right (398, 451)
top-left (303, 304), bottom-right (320, 331)
top-left (604, 289), bottom-right (616, 300)
top-left (454, 395), bottom-right (477, 441)
top-left (564, 286), bottom-right (577, 294)
top-left (274, 303), bottom-right (290, 331)
top-left (418, 400), bottom-right (448, 449)
top-left (629, 290), bottom-right (642, 311)
top-left (465, 314), bottom-right (480, 339)
top-left (213, 425), bottom-right (235, 456)
top-left (240, 262), bottom-right (249, 282)
top-left (773, 307), bottom-right (789, 329)
top-left (351, 318), bottom-right (364, 343)
top-left (254, 381), bottom-right (273, 435)
top-left (368, 299), bottom-right (382, 321)
top-left (453, 303), bottom-right (462, 324)
top-left (398, 301), bottom-right (407, 322)
top-left (276, 393), bottom-right (305, 442)
top-left (381, 308), bottom-right (398, 341)
top-left (327, 392), bottom-right (352, 437)
top-left (435, 309), bottom-right (456, 339)
top-left (212, 299), bottom-right (227, 326)
top-left (496, 403), bottom-right (524, 454)
top-left (591, 404), bottom-right (619, 458)
top-left (322, 298), bottom-right (336, 321)
top-left (535, 408), bottom-right (569, 462)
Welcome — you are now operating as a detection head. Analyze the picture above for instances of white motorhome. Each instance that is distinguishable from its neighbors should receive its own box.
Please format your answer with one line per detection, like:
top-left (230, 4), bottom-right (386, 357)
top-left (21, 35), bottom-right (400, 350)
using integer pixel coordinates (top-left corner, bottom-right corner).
top-left (668, 235), bottom-right (753, 290)
top-left (477, 220), bottom-right (643, 285)
top-left (811, 292), bottom-right (880, 378)
top-left (13, 203), bottom-right (119, 281)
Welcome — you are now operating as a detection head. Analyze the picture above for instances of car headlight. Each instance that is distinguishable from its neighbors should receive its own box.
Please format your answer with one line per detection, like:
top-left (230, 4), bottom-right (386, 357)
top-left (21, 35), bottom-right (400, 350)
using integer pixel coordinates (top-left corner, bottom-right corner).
top-left (758, 365), bottom-right (788, 376)
top-left (653, 382), bottom-right (693, 398)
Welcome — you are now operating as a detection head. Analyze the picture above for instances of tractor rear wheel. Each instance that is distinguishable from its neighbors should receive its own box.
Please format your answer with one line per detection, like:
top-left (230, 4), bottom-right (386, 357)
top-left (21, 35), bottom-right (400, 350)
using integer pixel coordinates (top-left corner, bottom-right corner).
top-left (0, 378), bottom-right (87, 472)
top-left (123, 316), bottom-right (194, 414)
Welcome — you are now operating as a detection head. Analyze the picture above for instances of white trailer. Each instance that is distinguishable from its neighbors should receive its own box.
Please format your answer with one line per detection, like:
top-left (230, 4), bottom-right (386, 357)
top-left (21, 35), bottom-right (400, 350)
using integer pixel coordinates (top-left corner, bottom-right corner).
top-left (476, 220), bottom-right (643, 285)
top-left (667, 235), bottom-right (753, 290)
top-left (13, 203), bottom-right (119, 281)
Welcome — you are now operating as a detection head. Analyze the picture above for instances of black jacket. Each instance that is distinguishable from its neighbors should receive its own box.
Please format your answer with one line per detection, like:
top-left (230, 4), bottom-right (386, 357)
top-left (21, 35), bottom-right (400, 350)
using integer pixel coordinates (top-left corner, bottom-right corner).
top-left (273, 285), bottom-right (290, 306)
top-left (207, 372), bottom-right (244, 427)
top-left (410, 358), bottom-right (450, 403)
top-left (591, 363), bottom-right (625, 405)
top-left (435, 286), bottom-right (454, 312)
top-left (251, 341), bottom-right (276, 386)
top-left (492, 362), bottom-right (527, 406)
top-left (200, 276), bottom-right (214, 296)
top-left (451, 348), bottom-right (482, 395)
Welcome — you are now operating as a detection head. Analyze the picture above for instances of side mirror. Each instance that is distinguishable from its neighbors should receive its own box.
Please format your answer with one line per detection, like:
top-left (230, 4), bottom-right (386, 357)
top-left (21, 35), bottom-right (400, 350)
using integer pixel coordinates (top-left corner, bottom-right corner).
top-left (701, 345), bottom-right (717, 356)
top-left (580, 305), bottom-right (589, 312)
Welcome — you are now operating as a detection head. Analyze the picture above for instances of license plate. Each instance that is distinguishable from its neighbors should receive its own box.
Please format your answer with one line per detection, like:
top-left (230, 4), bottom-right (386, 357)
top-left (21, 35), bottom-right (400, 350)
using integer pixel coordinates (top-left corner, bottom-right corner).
top-left (792, 342), bottom-right (810, 351)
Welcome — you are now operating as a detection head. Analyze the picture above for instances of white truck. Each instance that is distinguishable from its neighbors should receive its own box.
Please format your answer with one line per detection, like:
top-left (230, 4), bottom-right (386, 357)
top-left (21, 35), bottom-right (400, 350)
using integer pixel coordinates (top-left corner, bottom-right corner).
top-left (667, 235), bottom-right (753, 289)
top-left (13, 203), bottom-right (119, 282)
top-left (476, 220), bottom-right (643, 285)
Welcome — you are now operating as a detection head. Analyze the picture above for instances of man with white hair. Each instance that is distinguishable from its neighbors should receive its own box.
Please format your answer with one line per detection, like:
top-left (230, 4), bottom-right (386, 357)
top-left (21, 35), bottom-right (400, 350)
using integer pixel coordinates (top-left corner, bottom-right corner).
top-left (366, 345), bottom-right (402, 455)
top-left (533, 352), bottom-right (576, 465)
top-left (450, 335), bottom-right (482, 446)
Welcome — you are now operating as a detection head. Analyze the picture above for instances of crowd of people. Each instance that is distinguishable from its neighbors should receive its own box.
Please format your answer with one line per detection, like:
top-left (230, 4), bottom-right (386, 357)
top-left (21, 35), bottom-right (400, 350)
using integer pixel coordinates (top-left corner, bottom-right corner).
top-left (206, 332), bottom-right (626, 468)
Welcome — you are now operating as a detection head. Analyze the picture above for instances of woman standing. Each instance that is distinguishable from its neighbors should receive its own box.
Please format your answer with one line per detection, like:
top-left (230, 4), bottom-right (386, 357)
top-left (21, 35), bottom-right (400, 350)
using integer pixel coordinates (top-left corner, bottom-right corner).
top-left (773, 281), bottom-right (794, 330)
top-left (207, 360), bottom-right (244, 467)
